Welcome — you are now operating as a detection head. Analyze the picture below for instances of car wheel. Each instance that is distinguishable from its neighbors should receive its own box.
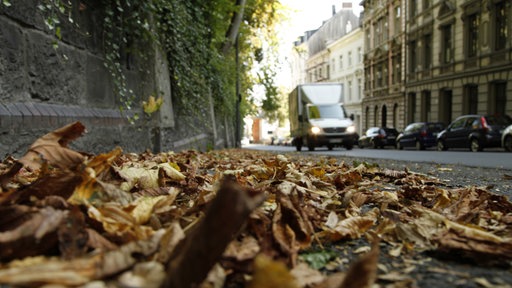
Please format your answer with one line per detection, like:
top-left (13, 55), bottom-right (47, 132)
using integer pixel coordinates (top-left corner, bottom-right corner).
top-left (295, 144), bottom-right (302, 151)
top-left (415, 140), bottom-right (425, 150)
top-left (327, 144), bottom-right (334, 151)
top-left (504, 135), bottom-right (512, 152)
top-left (470, 138), bottom-right (482, 152)
top-left (437, 140), bottom-right (447, 151)
top-left (345, 144), bottom-right (353, 150)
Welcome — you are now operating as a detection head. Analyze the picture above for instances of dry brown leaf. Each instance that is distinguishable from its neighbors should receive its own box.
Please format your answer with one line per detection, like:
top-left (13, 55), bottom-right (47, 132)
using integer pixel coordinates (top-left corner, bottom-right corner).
top-left (0, 229), bottom-right (166, 286)
top-left (19, 121), bottom-right (86, 171)
top-left (339, 241), bottom-right (380, 288)
top-left (223, 235), bottom-right (261, 261)
top-left (319, 216), bottom-right (375, 242)
top-left (0, 206), bottom-right (68, 261)
top-left (272, 191), bottom-right (314, 263)
top-left (290, 262), bottom-right (326, 287)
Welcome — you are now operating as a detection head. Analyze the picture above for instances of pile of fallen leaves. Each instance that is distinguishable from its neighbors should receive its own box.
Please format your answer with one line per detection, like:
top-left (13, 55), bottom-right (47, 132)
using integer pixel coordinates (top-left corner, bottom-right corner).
top-left (0, 122), bottom-right (511, 288)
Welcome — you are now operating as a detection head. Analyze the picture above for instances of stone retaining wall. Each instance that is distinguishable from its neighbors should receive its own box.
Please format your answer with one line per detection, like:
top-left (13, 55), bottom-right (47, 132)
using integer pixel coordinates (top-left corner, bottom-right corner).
top-left (0, 1), bottom-right (234, 158)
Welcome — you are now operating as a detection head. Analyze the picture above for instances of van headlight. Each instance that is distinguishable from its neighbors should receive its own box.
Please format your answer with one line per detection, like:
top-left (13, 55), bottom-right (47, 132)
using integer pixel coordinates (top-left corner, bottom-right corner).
top-left (311, 126), bottom-right (322, 134)
top-left (346, 125), bottom-right (356, 133)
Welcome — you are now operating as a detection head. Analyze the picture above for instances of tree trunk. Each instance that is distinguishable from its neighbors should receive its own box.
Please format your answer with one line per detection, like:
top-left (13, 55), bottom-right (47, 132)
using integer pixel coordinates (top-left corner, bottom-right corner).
top-left (222, 0), bottom-right (246, 55)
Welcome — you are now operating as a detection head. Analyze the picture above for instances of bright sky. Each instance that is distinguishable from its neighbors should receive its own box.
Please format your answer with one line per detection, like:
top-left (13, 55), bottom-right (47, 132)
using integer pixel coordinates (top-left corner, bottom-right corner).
top-left (278, 0), bottom-right (362, 46)
top-left (274, 0), bottom-right (363, 88)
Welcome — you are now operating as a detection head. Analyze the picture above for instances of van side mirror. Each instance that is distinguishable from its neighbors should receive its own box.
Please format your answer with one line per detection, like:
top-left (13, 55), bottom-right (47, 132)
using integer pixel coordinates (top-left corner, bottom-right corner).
top-left (298, 115), bottom-right (303, 122)
top-left (350, 114), bottom-right (354, 121)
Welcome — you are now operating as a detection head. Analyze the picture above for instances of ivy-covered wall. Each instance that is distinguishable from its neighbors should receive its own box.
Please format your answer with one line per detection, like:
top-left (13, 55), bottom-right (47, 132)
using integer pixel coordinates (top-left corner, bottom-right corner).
top-left (0, 0), bottom-right (234, 158)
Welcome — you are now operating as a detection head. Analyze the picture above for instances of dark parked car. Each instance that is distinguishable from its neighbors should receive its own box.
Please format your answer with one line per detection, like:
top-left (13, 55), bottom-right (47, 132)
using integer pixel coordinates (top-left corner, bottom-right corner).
top-left (437, 114), bottom-right (512, 152)
top-left (503, 124), bottom-right (512, 152)
top-left (396, 122), bottom-right (445, 150)
top-left (358, 127), bottom-right (399, 149)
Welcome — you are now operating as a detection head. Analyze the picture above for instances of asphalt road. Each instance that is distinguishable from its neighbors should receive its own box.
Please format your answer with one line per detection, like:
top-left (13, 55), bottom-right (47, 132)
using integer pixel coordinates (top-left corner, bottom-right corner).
top-left (243, 144), bottom-right (512, 170)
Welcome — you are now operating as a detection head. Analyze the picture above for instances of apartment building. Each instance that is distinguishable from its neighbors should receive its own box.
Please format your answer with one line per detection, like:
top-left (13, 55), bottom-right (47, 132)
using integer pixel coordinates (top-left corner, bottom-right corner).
top-left (290, 6), bottom-right (364, 134)
top-left (328, 28), bottom-right (365, 135)
top-left (404, 0), bottom-right (512, 126)
top-left (360, 0), bottom-right (406, 130)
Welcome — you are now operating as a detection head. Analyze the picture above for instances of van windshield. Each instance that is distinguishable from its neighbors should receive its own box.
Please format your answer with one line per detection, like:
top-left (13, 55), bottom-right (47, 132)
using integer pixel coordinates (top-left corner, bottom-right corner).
top-left (307, 104), bottom-right (346, 119)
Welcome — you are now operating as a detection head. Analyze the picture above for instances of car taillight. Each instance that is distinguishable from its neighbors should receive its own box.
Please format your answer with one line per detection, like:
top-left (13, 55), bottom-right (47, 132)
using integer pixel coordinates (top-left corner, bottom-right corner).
top-left (420, 130), bottom-right (427, 137)
top-left (481, 117), bottom-right (490, 132)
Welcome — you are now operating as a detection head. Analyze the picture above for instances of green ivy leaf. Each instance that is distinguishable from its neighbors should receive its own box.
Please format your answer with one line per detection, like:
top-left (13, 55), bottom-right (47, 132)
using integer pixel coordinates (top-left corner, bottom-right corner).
top-left (55, 27), bottom-right (62, 39)
top-left (299, 250), bottom-right (338, 270)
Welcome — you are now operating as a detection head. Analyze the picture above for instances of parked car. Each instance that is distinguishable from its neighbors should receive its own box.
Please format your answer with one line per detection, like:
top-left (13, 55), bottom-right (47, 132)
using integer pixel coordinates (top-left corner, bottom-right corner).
top-left (396, 122), bottom-right (445, 150)
top-left (358, 127), bottom-right (399, 149)
top-left (437, 114), bottom-right (512, 152)
top-left (503, 124), bottom-right (512, 152)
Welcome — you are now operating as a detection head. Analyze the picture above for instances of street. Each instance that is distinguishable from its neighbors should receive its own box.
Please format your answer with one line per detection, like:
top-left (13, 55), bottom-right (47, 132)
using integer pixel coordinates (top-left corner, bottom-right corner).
top-left (243, 144), bottom-right (512, 170)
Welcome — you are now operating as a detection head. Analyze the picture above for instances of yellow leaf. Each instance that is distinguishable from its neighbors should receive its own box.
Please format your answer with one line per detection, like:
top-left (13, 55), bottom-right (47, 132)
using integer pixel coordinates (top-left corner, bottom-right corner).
top-left (131, 196), bottom-right (167, 224)
top-left (247, 255), bottom-right (298, 288)
top-left (143, 96), bottom-right (163, 115)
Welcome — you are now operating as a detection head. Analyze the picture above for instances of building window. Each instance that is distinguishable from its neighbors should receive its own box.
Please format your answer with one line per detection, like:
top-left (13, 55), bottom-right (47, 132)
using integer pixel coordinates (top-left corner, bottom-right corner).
top-left (395, 6), bottom-right (401, 35)
top-left (374, 21), bottom-right (380, 47)
top-left (348, 51), bottom-right (352, 66)
top-left (423, 34), bottom-right (432, 69)
top-left (366, 28), bottom-right (371, 51)
top-left (490, 81), bottom-right (507, 115)
top-left (410, 0), bottom-right (417, 18)
top-left (421, 90), bottom-right (431, 121)
top-left (393, 55), bottom-right (401, 84)
top-left (366, 69), bottom-right (371, 90)
top-left (494, 2), bottom-right (508, 51)
top-left (383, 17), bottom-right (389, 42)
top-left (358, 78), bottom-right (362, 99)
top-left (340, 55), bottom-right (343, 69)
top-left (374, 106), bottom-right (378, 126)
top-left (348, 81), bottom-right (353, 100)
top-left (408, 92), bottom-right (416, 123)
top-left (441, 24), bottom-right (453, 64)
top-left (466, 14), bottom-right (479, 58)
top-left (423, 0), bottom-right (431, 10)
top-left (377, 64), bottom-right (383, 87)
top-left (439, 89), bottom-right (453, 125)
top-left (358, 47), bottom-right (362, 63)
top-left (463, 84), bottom-right (478, 114)
top-left (409, 40), bottom-right (417, 73)
top-left (384, 62), bottom-right (389, 87)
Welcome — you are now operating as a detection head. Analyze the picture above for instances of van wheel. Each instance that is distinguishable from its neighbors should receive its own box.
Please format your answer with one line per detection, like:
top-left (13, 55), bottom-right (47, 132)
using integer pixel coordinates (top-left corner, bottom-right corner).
top-left (470, 138), bottom-right (482, 152)
top-left (437, 140), bottom-right (447, 151)
top-left (416, 140), bottom-right (425, 150)
top-left (327, 144), bottom-right (334, 150)
top-left (345, 144), bottom-right (353, 150)
top-left (293, 138), bottom-right (303, 151)
top-left (504, 135), bottom-right (512, 152)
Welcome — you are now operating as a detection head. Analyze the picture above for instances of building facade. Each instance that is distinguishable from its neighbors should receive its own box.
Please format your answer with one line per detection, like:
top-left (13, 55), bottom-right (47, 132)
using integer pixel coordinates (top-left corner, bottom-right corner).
top-left (404, 0), bottom-right (512, 126)
top-left (327, 28), bottom-right (365, 135)
top-left (290, 6), bottom-right (364, 134)
top-left (360, 0), bottom-right (406, 131)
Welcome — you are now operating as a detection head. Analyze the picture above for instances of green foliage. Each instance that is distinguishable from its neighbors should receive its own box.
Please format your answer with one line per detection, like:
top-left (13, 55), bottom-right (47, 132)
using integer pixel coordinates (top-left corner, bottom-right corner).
top-left (300, 249), bottom-right (338, 270)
